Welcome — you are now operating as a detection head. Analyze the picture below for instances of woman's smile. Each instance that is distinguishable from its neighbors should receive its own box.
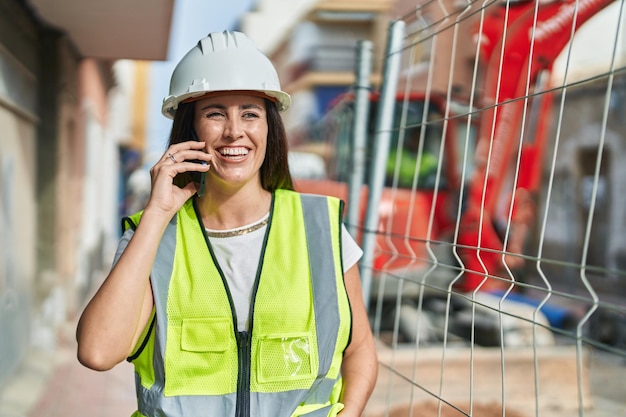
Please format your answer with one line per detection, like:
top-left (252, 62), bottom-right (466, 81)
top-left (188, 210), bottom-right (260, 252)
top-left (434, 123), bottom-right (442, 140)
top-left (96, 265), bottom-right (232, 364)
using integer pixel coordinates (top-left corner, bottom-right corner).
top-left (217, 146), bottom-right (250, 161)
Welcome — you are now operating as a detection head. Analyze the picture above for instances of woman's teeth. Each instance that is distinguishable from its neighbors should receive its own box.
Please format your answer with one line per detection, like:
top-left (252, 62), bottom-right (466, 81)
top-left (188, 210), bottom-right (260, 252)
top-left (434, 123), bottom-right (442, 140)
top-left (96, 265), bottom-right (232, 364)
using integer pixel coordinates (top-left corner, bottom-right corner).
top-left (219, 147), bottom-right (248, 156)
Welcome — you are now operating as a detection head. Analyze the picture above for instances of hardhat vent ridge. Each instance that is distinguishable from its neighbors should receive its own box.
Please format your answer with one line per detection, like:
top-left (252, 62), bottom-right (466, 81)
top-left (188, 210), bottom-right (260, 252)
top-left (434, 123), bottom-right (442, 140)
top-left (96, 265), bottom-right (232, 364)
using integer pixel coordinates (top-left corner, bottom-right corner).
top-left (161, 30), bottom-right (291, 118)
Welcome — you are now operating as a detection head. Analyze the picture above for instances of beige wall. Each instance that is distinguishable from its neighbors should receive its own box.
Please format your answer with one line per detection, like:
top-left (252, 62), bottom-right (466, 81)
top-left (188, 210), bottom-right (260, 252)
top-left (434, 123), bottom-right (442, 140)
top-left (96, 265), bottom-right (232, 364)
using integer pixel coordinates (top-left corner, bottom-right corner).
top-left (0, 5), bottom-right (121, 365)
top-left (0, 103), bottom-right (38, 323)
top-left (0, 0), bottom-right (41, 382)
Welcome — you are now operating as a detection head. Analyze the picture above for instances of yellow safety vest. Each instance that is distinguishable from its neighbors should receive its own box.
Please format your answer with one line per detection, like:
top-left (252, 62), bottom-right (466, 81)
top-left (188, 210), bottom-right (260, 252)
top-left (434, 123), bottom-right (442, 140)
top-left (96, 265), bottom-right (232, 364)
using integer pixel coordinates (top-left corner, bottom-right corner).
top-left (122, 190), bottom-right (352, 417)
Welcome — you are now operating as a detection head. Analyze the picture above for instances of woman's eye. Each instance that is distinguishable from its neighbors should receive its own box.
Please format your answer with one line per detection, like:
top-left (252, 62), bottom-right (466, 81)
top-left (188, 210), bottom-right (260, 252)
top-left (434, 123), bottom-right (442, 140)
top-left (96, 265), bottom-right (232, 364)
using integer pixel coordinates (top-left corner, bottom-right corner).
top-left (243, 112), bottom-right (260, 119)
top-left (206, 111), bottom-right (224, 118)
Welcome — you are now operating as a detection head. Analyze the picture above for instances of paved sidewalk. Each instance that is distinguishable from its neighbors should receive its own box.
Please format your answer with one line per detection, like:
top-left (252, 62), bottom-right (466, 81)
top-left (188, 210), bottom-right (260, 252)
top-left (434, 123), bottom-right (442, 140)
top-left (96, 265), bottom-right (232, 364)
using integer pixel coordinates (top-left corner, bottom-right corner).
top-left (0, 318), bottom-right (137, 417)
top-left (27, 344), bottom-right (137, 417)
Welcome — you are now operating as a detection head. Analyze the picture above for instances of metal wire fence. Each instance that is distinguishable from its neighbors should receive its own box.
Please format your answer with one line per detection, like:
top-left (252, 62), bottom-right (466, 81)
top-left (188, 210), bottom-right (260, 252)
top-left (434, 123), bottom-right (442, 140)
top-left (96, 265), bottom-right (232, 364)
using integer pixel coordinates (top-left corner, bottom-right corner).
top-left (295, 0), bottom-right (626, 415)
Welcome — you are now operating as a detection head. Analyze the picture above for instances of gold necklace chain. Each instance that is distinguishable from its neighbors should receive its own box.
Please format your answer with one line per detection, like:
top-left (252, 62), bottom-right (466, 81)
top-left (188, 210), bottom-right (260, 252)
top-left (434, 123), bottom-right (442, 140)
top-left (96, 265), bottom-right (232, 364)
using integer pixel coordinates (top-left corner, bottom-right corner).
top-left (205, 217), bottom-right (269, 238)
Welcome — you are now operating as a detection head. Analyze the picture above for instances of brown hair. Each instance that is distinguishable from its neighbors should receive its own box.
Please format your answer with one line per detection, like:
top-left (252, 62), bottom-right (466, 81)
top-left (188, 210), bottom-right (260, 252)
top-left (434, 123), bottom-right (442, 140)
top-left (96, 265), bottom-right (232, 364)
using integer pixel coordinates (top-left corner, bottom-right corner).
top-left (167, 99), bottom-right (294, 192)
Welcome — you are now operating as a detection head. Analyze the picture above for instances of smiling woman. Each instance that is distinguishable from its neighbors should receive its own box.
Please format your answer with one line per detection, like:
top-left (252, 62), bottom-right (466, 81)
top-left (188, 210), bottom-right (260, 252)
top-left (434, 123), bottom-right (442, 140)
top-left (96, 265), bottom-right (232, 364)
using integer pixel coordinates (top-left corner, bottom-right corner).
top-left (76, 30), bottom-right (378, 417)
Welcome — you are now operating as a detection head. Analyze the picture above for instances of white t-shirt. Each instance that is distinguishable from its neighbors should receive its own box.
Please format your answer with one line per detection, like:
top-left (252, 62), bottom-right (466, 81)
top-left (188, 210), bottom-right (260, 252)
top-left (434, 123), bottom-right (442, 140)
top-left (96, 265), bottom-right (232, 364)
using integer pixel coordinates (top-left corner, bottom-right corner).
top-left (115, 214), bottom-right (362, 332)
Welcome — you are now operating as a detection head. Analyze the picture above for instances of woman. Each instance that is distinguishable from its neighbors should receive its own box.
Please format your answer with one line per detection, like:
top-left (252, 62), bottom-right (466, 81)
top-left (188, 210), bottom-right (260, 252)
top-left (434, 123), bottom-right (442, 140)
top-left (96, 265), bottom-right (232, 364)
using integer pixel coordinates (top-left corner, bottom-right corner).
top-left (77, 30), bottom-right (377, 417)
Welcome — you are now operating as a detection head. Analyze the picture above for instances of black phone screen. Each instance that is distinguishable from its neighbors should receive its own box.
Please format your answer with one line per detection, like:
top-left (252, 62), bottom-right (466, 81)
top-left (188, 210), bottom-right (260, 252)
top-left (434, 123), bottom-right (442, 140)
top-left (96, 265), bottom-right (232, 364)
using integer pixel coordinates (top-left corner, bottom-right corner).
top-left (189, 128), bottom-right (207, 197)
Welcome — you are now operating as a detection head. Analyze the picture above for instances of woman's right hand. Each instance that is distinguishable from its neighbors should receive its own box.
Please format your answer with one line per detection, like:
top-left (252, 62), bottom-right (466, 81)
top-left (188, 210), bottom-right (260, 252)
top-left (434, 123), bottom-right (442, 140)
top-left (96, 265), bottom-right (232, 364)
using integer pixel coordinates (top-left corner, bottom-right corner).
top-left (146, 140), bottom-right (212, 217)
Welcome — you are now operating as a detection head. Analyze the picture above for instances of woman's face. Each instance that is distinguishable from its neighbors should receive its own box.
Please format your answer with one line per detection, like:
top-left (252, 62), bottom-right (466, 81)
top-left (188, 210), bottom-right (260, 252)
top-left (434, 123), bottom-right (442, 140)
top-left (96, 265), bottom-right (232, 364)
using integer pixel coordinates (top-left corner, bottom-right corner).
top-left (194, 93), bottom-right (269, 189)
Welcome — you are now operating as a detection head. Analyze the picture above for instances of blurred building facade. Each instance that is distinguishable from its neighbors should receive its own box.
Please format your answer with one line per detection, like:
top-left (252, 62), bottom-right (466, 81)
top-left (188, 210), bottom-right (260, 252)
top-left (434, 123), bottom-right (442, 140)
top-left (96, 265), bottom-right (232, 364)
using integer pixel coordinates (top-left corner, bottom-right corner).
top-left (0, 0), bottom-right (173, 392)
top-left (243, 0), bottom-right (398, 131)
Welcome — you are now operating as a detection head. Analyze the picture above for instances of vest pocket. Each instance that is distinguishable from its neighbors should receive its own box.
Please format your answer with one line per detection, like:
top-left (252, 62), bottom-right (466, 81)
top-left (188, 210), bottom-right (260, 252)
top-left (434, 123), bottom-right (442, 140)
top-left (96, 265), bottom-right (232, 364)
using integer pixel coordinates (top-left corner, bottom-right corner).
top-left (257, 333), bottom-right (314, 383)
top-left (165, 318), bottom-right (235, 396)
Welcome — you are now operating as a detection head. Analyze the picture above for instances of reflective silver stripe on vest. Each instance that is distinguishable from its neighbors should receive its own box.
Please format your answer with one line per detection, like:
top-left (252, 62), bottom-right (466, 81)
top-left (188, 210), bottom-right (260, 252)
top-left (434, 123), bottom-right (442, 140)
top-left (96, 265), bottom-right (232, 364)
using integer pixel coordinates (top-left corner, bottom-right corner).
top-left (134, 194), bottom-right (346, 417)
top-left (136, 215), bottom-right (177, 415)
top-left (300, 194), bottom-right (341, 400)
top-left (299, 405), bottom-right (337, 417)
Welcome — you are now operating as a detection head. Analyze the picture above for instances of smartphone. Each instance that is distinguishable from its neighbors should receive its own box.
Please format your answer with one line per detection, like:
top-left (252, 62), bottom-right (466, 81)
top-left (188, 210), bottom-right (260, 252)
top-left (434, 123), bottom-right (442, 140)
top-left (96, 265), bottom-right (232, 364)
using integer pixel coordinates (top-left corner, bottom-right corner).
top-left (189, 128), bottom-right (207, 197)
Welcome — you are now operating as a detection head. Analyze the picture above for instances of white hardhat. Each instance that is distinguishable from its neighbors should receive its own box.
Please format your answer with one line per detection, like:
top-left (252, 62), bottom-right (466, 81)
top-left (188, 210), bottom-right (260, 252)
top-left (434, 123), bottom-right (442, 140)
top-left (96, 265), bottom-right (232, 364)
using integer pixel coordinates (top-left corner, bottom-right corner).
top-left (162, 30), bottom-right (291, 118)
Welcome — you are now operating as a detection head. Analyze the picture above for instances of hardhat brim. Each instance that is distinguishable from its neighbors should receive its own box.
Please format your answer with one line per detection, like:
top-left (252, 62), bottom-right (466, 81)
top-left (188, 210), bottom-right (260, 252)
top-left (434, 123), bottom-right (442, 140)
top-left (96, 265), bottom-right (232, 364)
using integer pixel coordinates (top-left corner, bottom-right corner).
top-left (162, 89), bottom-right (291, 119)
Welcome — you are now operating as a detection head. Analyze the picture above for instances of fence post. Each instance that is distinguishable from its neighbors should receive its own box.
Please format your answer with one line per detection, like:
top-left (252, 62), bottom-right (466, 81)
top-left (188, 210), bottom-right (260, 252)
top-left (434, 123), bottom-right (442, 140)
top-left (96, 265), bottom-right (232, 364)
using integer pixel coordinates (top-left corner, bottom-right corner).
top-left (359, 20), bottom-right (406, 310)
top-left (346, 40), bottom-right (373, 236)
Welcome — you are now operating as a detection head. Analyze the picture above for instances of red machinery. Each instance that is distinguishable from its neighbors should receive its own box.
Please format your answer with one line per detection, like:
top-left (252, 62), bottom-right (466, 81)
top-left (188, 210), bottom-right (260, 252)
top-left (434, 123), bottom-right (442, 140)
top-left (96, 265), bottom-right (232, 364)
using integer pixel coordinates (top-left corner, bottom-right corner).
top-left (457, 0), bottom-right (615, 291)
top-left (292, 0), bottom-right (615, 294)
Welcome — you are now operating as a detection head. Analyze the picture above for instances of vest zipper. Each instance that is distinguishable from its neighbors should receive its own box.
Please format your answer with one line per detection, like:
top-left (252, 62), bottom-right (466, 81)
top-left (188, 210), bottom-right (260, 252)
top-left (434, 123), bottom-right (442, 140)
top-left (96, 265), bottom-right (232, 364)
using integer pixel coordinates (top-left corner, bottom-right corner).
top-left (235, 330), bottom-right (251, 417)
top-left (193, 197), bottom-right (273, 417)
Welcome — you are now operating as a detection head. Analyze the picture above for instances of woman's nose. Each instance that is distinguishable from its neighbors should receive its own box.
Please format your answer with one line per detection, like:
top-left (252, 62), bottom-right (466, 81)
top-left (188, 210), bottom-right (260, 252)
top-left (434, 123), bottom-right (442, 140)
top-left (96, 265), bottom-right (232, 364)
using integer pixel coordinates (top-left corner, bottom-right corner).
top-left (224, 117), bottom-right (243, 139)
